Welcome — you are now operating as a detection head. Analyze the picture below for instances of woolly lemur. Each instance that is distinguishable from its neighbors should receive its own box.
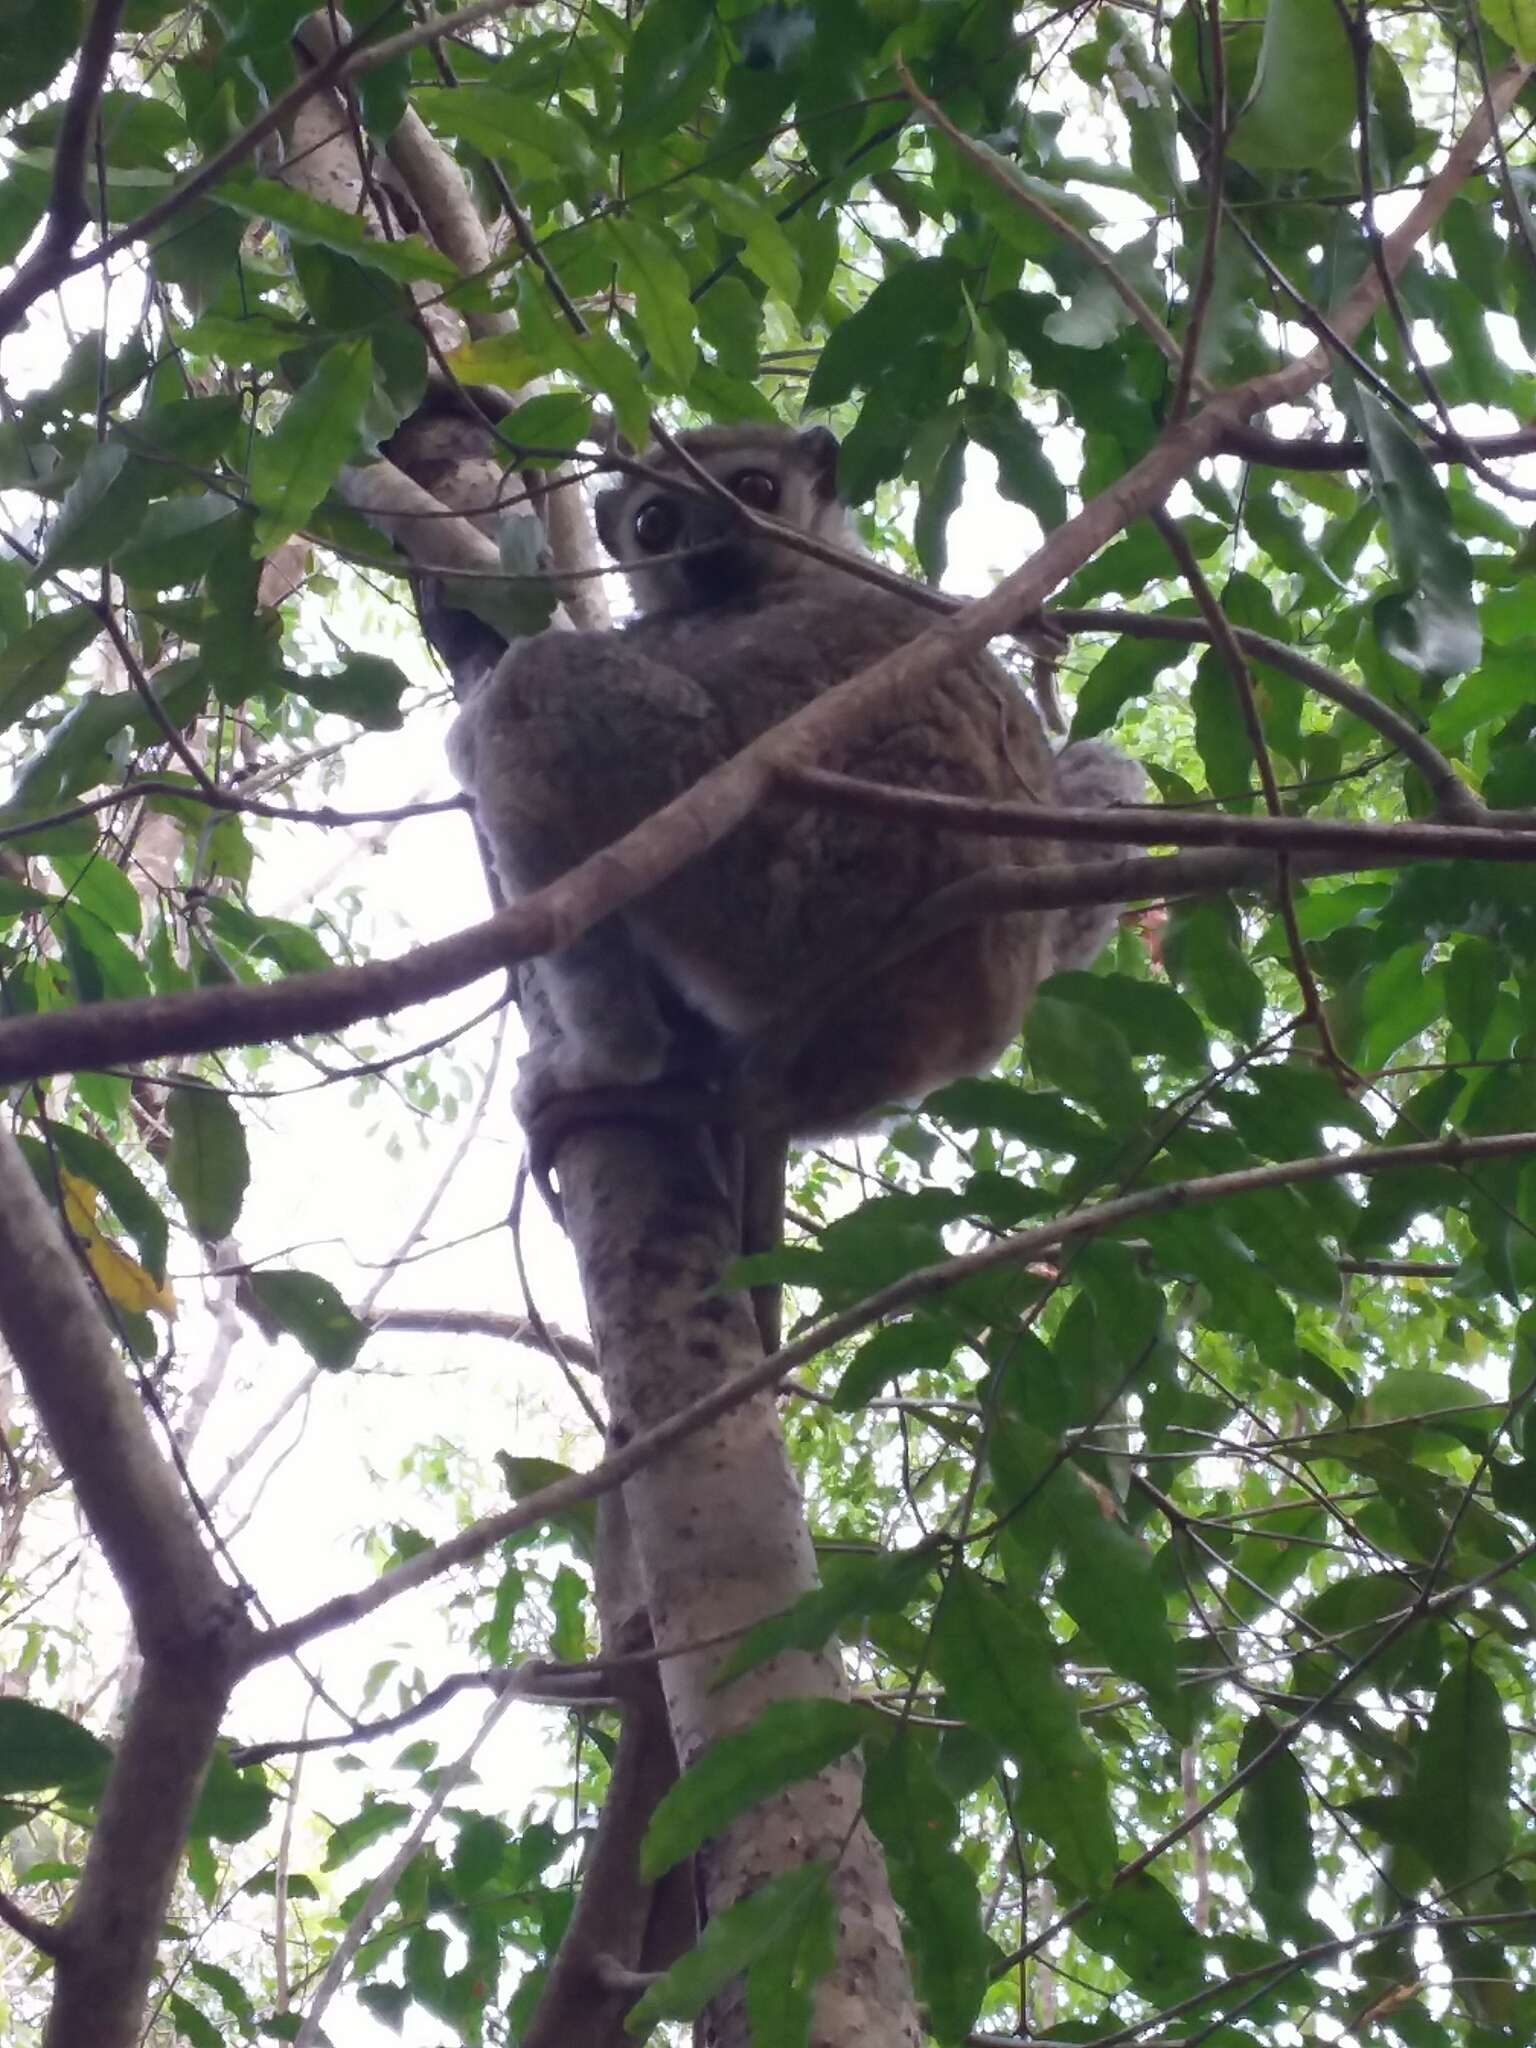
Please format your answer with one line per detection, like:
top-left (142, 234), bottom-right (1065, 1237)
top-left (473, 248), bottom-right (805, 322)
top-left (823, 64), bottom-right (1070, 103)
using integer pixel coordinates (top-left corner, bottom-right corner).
top-left (450, 422), bottom-right (1141, 1158)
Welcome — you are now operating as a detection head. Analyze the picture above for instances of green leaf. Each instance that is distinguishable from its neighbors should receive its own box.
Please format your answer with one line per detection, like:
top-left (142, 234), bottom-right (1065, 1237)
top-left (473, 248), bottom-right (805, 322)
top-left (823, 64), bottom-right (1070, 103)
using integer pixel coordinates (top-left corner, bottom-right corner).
top-left (626, 1863), bottom-right (833, 2036)
top-left (283, 652), bottom-right (408, 730)
top-left (188, 1748), bottom-right (273, 1844)
top-left (0, 1699), bottom-right (109, 1794)
top-left (248, 339), bottom-right (374, 553)
top-left (545, 1564), bottom-right (587, 1667)
top-left (807, 258), bottom-right (965, 409)
top-left (1191, 646), bottom-right (1256, 803)
top-left (165, 1088), bottom-right (250, 1241)
top-left (964, 389), bottom-right (1068, 530)
top-left (0, 609), bottom-right (102, 731)
top-left (991, 1421), bottom-right (1191, 1741)
top-left (742, 1862), bottom-right (838, 2048)
top-left (201, 899), bottom-right (330, 977)
top-left (494, 1454), bottom-right (597, 1561)
top-left (1223, 1063), bottom-right (1374, 1161)
top-left (1481, 0), bottom-right (1536, 60)
top-left (1447, 934), bottom-right (1504, 1056)
top-left (831, 1316), bottom-right (958, 1410)
top-left (1072, 626), bottom-right (1189, 738)
top-left (502, 389), bottom-right (593, 459)
top-left (180, 310), bottom-right (313, 369)
top-left (411, 86), bottom-right (601, 186)
top-left (640, 1700), bottom-right (864, 1881)
top-left (1340, 381), bottom-right (1480, 681)
top-left (605, 217), bottom-right (698, 386)
top-left (49, 852), bottom-right (141, 936)
top-left (864, 1731), bottom-right (991, 2041)
top-left (0, 0), bottom-right (82, 115)
top-left (617, 0), bottom-right (719, 144)
top-left (1043, 970), bottom-right (1209, 1071)
top-left (1228, 0), bottom-right (1355, 171)
top-left (714, 1547), bottom-right (934, 1686)
top-left (187, 1960), bottom-right (255, 2032)
top-left (114, 495), bottom-right (245, 589)
top-left (1357, 942), bottom-right (1446, 1072)
top-left (0, 173), bottom-right (44, 272)
top-left (1074, 1872), bottom-right (1205, 2005)
top-left (58, 903), bottom-right (149, 1003)
top-left (1412, 1650), bottom-right (1511, 1894)
top-left (511, 275), bottom-right (651, 445)
top-left (1429, 645), bottom-right (1536, 749)
top-left (115, 394), bottom-right (244, 468)
top-left (451, 1813), bottom-right (508, 1898)
top-left (322, 1796), bottom-right (413, 1869)
top-left (930, 1568), bottom-right (1118, 1895)
top-left (1236, 1714), bottom-right (1320, 1944)
top-left (40, 444), bottom-right (159, 572)
top-left (1, 668), bottom-right (206, 825)
top-left (168, 1994), bottom-right (222, 2048)
top-left (1163, 899), bottom-right (1266, 1042)
top-left (928, 1075), bottom-right (1104, 1155)
top-left (39, 1122), bottom-right (169, 1283)
top-left (1025, 993), bottom-right (1145, 1126)
top-left (1357, 1368), bottom-right (1498, 1441)
top-left (211, 176), bottom-right (457, 285)
top-left (247, 1270), bottom-right (366, 1370)
top-left (693, 179), bottom-right (802, 308)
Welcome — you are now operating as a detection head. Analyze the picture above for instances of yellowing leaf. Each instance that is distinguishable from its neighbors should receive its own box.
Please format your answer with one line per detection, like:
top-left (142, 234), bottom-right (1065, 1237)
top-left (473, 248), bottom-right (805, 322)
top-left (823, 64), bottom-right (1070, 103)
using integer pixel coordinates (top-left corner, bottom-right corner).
top-left (61, 1170), bottom-right (176, 1318)
top-left (441, 335), bottom-right (543, 387)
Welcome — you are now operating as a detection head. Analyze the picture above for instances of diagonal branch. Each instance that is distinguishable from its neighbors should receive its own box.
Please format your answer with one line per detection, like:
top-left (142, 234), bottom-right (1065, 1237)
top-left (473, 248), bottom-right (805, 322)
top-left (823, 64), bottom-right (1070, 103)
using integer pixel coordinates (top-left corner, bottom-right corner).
top-left (0, 1128), bottom-right (255, 2048)
top-left (253, 1123), bottom-right (1536, 1665)
top-left (899, 60), bottom-right (1195, 386)
top-left (0, 836), bottom-right (1498, 1090)
top-left (0, 0), bottom-right (128, 339)
top-left (0, 0), bottom-right (536, 345)
top-left (0, 59), bottom-right (1521, 1090)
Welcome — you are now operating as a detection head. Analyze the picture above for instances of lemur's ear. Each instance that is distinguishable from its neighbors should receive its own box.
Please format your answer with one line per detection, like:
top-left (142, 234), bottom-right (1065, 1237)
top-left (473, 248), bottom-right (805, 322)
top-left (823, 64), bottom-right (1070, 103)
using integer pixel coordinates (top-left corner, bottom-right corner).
top-left (796, 424), bottom-right (841, 501)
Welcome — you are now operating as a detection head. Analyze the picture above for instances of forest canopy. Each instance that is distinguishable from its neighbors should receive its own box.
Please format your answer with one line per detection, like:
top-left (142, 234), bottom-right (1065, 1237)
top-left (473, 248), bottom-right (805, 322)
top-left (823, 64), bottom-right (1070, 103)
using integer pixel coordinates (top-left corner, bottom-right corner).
top-left (4, 3), bottom-right (1536, 2047)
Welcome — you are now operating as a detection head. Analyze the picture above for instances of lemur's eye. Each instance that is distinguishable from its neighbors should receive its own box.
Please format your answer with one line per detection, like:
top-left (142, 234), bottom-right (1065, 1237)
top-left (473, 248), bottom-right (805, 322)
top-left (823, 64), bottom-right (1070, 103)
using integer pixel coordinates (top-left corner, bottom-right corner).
top-left (730, 468), bottom-right (780, 512)
top-left (634, 499), bottom-right (683, 552)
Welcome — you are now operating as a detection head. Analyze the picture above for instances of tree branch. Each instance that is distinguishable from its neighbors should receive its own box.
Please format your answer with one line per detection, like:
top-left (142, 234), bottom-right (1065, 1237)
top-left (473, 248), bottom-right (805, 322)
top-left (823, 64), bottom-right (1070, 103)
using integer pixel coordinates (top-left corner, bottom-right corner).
top-left (780, 770), bottom-right (1534, 863)
top-left (252, 1125), bottom-right (1536, 1666)
top-left (370, 1304), bottom-right (596, 1369)
top-left (0, 0), bottom-right (128, 341)
top-left (1217, 423), bottom-right (1536, 470)
top-left (0, 831), bottom-right (1490, 1089)
top-left (0, 1128), bottom-right (253, 2048)
top-left (0, 1888), bottom-right (62, 1957)
top-left (0, 0), bottom-right (536, 345)
top-left (0, 61), bottom-right (1519, 1095)
top-left (1052, 606), bottom-right (1478, 817)
top-left (900, 59), bottom-right (1196, 387)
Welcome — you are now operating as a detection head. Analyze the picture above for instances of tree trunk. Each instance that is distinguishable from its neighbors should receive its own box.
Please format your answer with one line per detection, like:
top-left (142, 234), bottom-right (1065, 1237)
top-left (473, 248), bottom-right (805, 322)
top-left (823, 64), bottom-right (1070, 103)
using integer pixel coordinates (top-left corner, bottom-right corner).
top-left (558, 1120), bottom-right (920, 2045)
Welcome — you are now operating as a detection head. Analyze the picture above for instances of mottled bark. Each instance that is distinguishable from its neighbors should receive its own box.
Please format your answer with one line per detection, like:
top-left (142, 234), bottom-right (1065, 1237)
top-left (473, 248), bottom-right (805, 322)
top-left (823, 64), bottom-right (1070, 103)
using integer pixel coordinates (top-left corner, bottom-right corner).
top-left (558, 1122), bottom-right (920, 2046)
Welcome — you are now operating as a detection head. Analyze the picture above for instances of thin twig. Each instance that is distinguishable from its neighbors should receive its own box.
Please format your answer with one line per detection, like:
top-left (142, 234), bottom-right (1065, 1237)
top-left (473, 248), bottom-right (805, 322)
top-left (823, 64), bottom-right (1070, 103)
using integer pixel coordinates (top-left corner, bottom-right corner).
top-left (1151, 509), bottom-right (1347, 1075)
top-left (0, 0), bottom-right (537, 344)
top-left (780, 768), bottom-right (1526, 861)
top-left (0, 0), bottom-right (129, 338)
top-left (252, 1125), bottom-right (1536, 1667)
top-left (899, 59), bottom-right (1197, 386)
top-left (292, 1681), bottom-right (520, 2048)
top-left (1172, 0), bottom-right (1228, 421)
top-left (1052, 606), bottom-right (1479, 817)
